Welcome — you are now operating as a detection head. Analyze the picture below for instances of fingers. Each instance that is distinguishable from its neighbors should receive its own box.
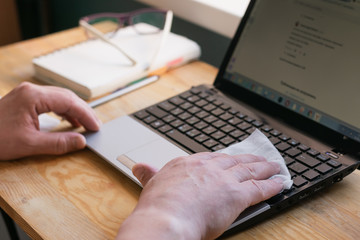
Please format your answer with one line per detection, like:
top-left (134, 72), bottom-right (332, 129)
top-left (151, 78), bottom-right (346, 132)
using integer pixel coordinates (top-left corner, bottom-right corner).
top-left (189, 152), bottom-right (267, 170)
top-left (132, 163), bottom-right (159, 186)
top-left (237, 178), bottom-right (284, 208)
top-left (29, 131), bottom-right (87, 156)
top-left (30, 83), bottom-right (101, 131)
top-left (230, 161), bottom-right (281, 182)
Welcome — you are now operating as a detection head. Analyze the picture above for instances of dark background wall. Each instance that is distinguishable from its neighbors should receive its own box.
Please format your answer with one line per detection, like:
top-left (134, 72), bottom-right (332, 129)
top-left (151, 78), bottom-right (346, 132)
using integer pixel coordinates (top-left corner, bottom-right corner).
top-left (15, 0), bottom-right (232, 68)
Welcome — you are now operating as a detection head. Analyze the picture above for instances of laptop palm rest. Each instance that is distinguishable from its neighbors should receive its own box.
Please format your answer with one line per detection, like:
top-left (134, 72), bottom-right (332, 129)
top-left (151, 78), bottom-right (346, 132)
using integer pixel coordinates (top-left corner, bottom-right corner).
top-left (85, 115), bottom-right (189, 185)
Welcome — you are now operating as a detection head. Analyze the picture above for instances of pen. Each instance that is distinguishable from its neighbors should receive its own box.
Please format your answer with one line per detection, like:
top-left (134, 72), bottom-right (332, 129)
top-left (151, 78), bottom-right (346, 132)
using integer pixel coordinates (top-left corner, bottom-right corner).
top-left (88, 75), bottom-right (159, 108)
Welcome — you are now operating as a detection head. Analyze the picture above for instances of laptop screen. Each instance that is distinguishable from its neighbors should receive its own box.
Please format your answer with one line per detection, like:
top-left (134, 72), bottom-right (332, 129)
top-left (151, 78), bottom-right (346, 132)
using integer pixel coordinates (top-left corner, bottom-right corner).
top-left (223, 0), bottom-right (360, 143)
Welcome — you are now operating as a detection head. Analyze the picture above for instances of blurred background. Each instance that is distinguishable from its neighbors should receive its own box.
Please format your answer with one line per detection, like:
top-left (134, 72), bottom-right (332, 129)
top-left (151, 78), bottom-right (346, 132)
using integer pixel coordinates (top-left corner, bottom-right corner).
top-left (1, 0), bottom-right (235, 68)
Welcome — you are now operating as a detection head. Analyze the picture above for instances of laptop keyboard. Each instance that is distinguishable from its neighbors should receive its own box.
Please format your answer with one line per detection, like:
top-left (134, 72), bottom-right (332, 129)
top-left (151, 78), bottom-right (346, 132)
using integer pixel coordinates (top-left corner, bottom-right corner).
top-left (132, 87), bottom-right (343, 191)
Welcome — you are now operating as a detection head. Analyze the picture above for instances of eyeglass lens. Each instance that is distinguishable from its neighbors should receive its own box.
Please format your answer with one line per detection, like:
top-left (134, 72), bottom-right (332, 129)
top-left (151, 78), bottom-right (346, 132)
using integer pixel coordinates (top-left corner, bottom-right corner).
top-left (131, 12), bottom-right (166, 34)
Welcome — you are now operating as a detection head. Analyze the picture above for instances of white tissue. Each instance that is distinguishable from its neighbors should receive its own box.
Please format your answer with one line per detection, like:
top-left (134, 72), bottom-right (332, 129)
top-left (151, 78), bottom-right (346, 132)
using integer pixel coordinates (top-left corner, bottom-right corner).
top-left (218, 129), bottom-right (293, 190)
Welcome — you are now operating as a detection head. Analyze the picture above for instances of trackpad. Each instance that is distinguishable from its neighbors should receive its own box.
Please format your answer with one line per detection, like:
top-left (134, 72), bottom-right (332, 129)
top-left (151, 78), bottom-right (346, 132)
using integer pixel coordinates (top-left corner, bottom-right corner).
top-left (85, 115), bottom-right (189, 184)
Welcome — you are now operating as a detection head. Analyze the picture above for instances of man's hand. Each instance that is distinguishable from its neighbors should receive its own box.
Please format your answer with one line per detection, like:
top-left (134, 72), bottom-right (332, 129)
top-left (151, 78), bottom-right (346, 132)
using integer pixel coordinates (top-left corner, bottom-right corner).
top-left (0, 82), bottom-right (101, 160)
top-left (117, 152), bottom-right (284, 240)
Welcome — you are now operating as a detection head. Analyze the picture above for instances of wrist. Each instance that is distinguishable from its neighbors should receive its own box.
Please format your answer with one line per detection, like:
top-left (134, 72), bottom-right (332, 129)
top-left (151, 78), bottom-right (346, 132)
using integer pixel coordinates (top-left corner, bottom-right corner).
top-left (116, 205), bottom-right (200, 240)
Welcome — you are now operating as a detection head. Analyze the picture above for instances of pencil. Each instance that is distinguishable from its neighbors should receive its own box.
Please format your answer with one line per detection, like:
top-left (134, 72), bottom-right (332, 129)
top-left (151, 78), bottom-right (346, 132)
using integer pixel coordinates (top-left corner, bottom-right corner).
top-left (88, 75), bottom-right (159, 108)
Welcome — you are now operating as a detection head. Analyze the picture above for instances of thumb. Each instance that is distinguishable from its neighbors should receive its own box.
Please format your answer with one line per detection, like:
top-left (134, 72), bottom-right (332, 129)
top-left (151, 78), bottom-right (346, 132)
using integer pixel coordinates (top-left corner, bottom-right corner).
top-left (34, 132), bottom-right (86, 155)
top-left (132, 163), bottom-right (158, 186)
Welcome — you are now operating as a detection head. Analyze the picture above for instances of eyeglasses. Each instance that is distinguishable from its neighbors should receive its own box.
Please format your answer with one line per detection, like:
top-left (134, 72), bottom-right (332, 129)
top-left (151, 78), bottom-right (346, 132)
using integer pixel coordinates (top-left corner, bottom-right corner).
top-left (79, 8), bottom-right (173, 70)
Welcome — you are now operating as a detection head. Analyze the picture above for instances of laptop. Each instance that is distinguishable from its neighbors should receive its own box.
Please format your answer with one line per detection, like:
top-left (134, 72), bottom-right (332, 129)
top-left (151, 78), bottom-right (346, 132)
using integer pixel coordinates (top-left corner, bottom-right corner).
top-left (85, 0), bottom-right (360, 236)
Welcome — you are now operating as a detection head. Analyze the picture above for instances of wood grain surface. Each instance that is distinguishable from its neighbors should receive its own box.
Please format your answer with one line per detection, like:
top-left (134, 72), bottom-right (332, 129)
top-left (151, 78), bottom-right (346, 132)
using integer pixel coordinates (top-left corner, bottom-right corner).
top-left (0, 25), bottom-right (359, 240)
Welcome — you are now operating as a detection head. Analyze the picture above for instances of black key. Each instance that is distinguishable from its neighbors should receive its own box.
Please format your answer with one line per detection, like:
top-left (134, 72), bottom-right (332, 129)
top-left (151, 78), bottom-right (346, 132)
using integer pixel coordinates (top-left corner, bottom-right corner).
top-left (134, 110), bottom-right (149, 119)
top-left (284, 156), bottom-right (295, 166)
top-left (220, 136), bottom-right (236, 146)
top-left (285, 148), bottom-right (302, 158)
top-left (212, 108), bottom-right (225, 116)
top-left (171, 108), bottom-right (184, 116)
top-left (293, 176), bottom-right (308, 188)
top-left (261, 125), bottom-right (272, 132)
top-left (298, 144), bottom-right (310, 152)
top-left (246, 127), bottom-right (257, 134)
top-left (252, 120), bottom-right (263, 128)
top-left (186, 116), bottom-right (200, 125)
top-left (195, 111), bottom-right (209, 119)
top-left (169, 97), bottom-right (185, 105)
top-left (187, 95), bottom-right (200, 103)
top-left (211, 131), bottom-right (226, 140)
top-left (143, 115), bottom-right (156, 124)
top-left (163, 115), bottom-right (176, 123)
top-left (212, 120), bottom-right (226, 128)
top-left (203, 139), bottom-right (218, 149)
top-left (195, 99), bottom-right (208, 107)
top-left (221, 125), bottom-right (235, 133)
top-left (289, 162), bottom-right (309, 174)
top-left (194, 121), bottom-right (208, 130)
top-left (220, 103), bottom-right (231, 110)
top-left (327, 159), bottom-right (342, 168)
top-left (236, 112), bottom-right (246, 119)
top-left (307, 149), bottom-right (320, 157)
top-left (158, 125), bottom-right (172, 133)
top-left (203, 104), bottom-right (216, 112)
top-left (220, 112), bottom-right (233, 121)
top-left (303, 170), bottom-right (320, 181)
top-left (228, 117), bottom-right (242, 126)
top-left (270, 129), bottom-right (282, 137)
top-left (166, 130), bottom-right (208, 152)
top-left (151, 120), bottom-right (164, 129)
top-left (237, 122), bottom-right (252, 131)
top-left (158, 102), bottom-right (176, 111)
top-left (178, 112), bottom-right (192, 120)
top-left (186, 129), bottom-right (201, 137)
top-left (180, 91), bottom-right (192, 99)
top-left (269, 137), bottom-right (281, 145)
top-left (276, 142), bottom-right (291, 152)
top-left (230, 129), bottom-right (246, 139)
top-left (288, 139), bottom-right (299, 146)
top-left (190, 88), bottom-right (202, 95)
top-left (170, 120), bottom-right (184, 128)
top-left (204, 115), bottom-right (218, 124)
top-left (317, 154), bottom-right (330, 162)
top-left (178, 124), bottom-right (193, 133)
top-left (188, 106), bottom-right (201, 114)
top-left (195, 134), bottom-right (210, 143)
top-left (279, 134), bottom-right (290, 141)
top-left (180, 102), bottom-right (193, 110)
top-left (228, 108), bottom-right (238, 115)
top-left (213, 99), bottom-right (223, 106)
top-left (296, 154), bottom-right (321, 168)
top-left (244, 116), bottom-right (255, 123)
top-left (206, 96), bottom-right (216, 102)
top-left (203, 126), bottom-right (217, 135)
top-left (212, 144), bottom-right (226, 151)
top-left (199, 92), bottom-right (209, 98)
top-left (315, 163), bottom-right (333, 174)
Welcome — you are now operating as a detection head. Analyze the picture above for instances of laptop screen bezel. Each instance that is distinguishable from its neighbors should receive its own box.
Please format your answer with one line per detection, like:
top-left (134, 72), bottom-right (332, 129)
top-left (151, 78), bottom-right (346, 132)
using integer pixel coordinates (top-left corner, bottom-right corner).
top-left (213, 0), bottom-right (360, 154)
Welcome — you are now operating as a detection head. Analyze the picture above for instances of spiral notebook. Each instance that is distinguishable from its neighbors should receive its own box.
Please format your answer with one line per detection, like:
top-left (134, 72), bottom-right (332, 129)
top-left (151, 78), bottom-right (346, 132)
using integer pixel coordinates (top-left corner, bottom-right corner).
top-left (32, 23), bottom-right (201, 100)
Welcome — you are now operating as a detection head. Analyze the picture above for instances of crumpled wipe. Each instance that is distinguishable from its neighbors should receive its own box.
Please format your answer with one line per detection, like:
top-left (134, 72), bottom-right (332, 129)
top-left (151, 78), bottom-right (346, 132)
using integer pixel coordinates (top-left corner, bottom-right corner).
top-left (218, 129), bottom-right (293, 190)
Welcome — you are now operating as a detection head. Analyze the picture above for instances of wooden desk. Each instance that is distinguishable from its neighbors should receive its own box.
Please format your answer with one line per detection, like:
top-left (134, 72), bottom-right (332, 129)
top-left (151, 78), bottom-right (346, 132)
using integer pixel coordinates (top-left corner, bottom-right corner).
top-left (0, 27), bottom-right (360, 240)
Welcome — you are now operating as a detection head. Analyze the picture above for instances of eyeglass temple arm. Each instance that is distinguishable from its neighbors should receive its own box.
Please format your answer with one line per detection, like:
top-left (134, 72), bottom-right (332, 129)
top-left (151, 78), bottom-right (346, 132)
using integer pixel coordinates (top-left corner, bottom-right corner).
top-left (147, 10), bottom-right (173, 72)
top-left (79, 20), bottom-right (137, 66)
